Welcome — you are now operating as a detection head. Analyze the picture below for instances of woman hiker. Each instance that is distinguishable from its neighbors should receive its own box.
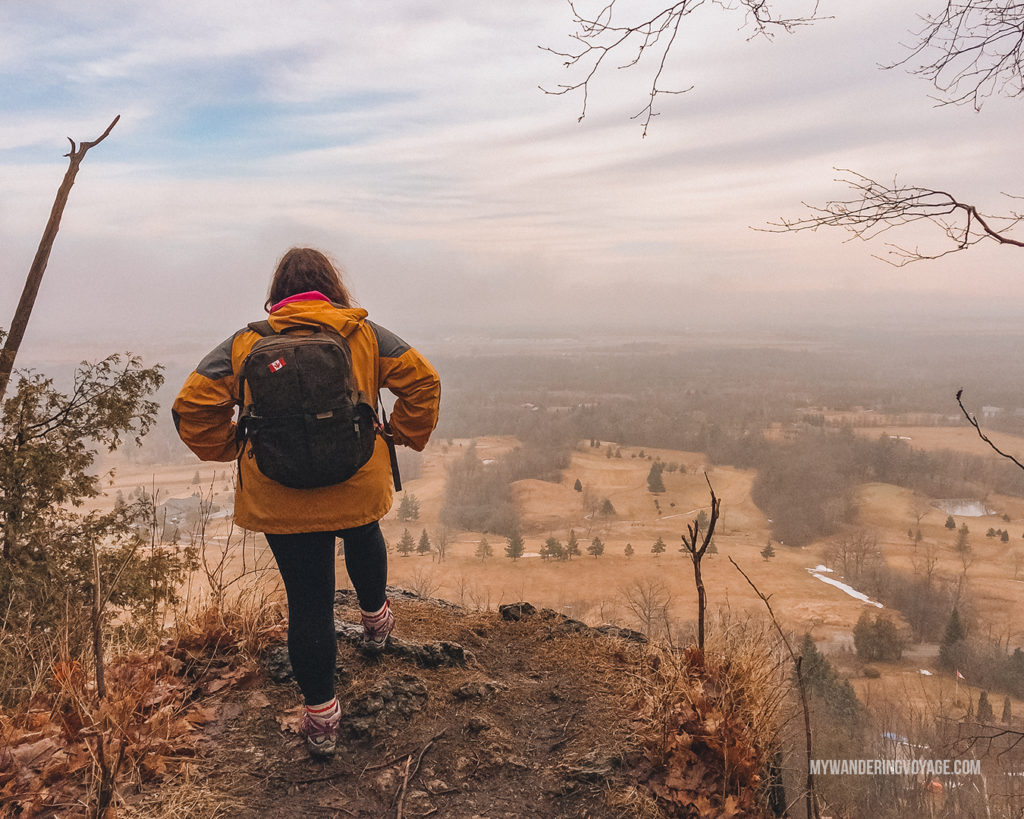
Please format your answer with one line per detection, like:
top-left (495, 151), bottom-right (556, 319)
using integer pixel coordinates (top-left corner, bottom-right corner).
top-left (172, 247), bottom-right (441, 757)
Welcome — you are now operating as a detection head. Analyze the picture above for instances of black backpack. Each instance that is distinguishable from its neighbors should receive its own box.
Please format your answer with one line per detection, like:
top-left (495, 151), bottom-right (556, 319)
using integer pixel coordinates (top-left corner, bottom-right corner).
top-left (236, 321), bottom-right (387, 490)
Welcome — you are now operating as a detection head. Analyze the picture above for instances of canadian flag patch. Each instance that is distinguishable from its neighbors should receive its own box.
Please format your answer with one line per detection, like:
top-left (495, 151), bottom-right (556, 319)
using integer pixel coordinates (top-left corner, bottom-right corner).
top-left (268, 357), bottom-right (286, 372)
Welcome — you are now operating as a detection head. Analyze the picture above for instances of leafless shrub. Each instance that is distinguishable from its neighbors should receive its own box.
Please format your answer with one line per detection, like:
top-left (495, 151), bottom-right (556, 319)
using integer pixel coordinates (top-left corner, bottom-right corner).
top-left (621, 577), bottom-right (673, 639)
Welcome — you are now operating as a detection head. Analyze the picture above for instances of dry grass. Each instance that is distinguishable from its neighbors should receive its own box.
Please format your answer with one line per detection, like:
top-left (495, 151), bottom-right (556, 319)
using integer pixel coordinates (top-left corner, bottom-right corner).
top-left (623, 612), bottom-right (790, 816)
top-left (122, 761), bottom-right (232, 818)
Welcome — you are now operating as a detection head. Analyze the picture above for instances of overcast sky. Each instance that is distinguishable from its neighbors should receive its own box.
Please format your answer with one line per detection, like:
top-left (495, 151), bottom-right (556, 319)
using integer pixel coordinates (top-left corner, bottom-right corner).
top-left (2, 0), bottom-right (1023, 360)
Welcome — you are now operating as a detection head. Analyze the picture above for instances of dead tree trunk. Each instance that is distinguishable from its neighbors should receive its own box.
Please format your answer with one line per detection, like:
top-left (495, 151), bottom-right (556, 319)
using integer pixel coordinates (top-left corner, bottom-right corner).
top-left (680, 473), bottom-right (720, 652)
top-left (0, 115), bottom-right (120, 403)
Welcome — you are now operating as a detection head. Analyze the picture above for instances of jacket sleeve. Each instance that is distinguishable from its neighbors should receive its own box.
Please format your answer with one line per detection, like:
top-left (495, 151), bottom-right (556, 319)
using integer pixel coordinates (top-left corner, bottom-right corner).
top-left (171, 332), bottom-right (242, 462)
top-left (370, 321), bottom-right (440, 451)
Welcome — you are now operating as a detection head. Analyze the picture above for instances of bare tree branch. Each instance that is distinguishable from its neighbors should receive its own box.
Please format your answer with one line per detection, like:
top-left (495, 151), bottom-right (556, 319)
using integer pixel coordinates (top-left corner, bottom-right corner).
top-left (541, 0), bottom-right (821, 136)
top-left (890, 1), bottom-right (1024, 109)
top-left (956, 388), bottom-right (1024, 471)
top-left (0, 114), bottom-right (121, 404)
top-left (762, 168), bottom-right (1024, 265)
top-left (729, 556), bottom-right (820, 819)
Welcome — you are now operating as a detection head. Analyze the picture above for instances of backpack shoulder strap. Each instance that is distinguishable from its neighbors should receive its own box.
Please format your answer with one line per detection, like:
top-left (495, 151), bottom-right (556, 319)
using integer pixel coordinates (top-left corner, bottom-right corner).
top-left (247, 320), bottom-right (276, 337)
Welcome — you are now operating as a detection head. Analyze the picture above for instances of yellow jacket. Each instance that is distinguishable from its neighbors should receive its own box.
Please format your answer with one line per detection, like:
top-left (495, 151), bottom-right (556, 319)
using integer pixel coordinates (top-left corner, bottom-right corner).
top-left (172, 298), bottom-right (440, 533)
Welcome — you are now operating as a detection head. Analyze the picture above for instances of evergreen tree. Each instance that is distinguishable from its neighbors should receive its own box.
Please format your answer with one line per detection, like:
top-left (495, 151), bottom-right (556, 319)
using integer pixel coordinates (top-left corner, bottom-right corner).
top-left (475, 535), bottom-right (492, 560)
top-left (417, 528), bottom-right (432, 555)
top-left (505, 530), bottom-right (525, 561)
top-left (396, 528), bottom-right (415, 557)
top-left (1002, 695), bottom-right (1013, 724)
top-left (696, 509), bottom-right (710, 532)
top-left (977, 690), bottom-right (995, 722)
top-left (955, 522), bottom-right (970, 553)
top-left (799, 634), bottom-right (862, 725)
top-left (651, 536), bottom-right (666, 556)
top-left (566, 529), bottom-right (580, 559)
top-left (599, 498), bottom-right (616, 517)
top-left (573, 478), bottom-right (583, 492)
top-left (646, 462), bottom-right (666, 493)
top-left (542, 536), bottom-right (565, 560)
top-left (853, 612), bottom-right (903, 661)
top-left (396, 493), bottom-right (421, 522)
top-left (624, 542), bottom-right (634, 557)
top-left (191, 470), bottom-right (201, 485)
top-left (939, 607), bottom-right (967, 670)
top-left (1001, 530), bottom-right (1010, 543)
top-left (707, 541), bottom-right (718, 555)
top-left (945, 514), bottom-right (956, 529)
top-left (761, 542), bottom-right (776, 561)
top-left (587, 536), bottom-right (604, 557)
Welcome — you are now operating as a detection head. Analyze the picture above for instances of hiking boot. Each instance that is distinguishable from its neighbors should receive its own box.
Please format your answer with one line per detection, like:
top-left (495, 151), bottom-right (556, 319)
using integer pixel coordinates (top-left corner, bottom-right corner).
top-left (300, 702), bottom-right (340, 758)
top-left (360, 600), bottom-right (394, 654)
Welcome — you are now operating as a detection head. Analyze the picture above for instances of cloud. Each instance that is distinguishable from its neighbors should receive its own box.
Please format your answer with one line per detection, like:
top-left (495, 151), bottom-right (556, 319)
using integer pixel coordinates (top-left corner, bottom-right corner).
top-left (1, 0), bottom-right (1023, 356)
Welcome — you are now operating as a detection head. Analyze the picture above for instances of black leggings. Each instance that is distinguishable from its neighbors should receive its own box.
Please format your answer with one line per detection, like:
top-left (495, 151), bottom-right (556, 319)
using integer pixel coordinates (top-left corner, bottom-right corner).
top-left (265, 521), bottom-right (388, 704)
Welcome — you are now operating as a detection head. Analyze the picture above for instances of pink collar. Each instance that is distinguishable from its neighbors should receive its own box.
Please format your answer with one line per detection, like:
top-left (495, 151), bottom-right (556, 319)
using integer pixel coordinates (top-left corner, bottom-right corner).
top-left (268, 290), bottom-right (331, 313)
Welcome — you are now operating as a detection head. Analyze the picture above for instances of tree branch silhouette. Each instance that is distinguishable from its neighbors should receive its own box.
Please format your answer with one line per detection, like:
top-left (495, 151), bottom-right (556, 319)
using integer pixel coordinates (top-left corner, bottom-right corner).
top-left (541, 0), bottom-right (821, 136)
top-left (956, 388), bottom-right (1024, 471)
top-left (762, 168), bottom-right (1024, 265)
top-left (890, 0), bottom-right (1024, 110)
top-left (0, 114), bottom-right (120, 403)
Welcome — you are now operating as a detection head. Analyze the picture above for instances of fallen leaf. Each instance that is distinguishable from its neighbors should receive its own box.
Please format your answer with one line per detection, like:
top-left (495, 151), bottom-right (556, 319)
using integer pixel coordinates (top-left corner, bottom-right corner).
top-left (218, 702), bottom-right (244, 723)
top-left (184, 705), bottom-right (219, 726)
top-left (249, 691), bottom-right (271, 708)
top-left (11, 737), bottom-right (59, 768)
top-left (202, 678), bottom-right (230, 695)
top-left (276, 706), bottom-right (304, 734)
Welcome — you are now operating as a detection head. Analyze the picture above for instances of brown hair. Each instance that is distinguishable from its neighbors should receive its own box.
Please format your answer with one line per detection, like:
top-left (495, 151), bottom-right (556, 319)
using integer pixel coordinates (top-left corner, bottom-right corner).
top-left (265, 247), bottom-right (355, 311)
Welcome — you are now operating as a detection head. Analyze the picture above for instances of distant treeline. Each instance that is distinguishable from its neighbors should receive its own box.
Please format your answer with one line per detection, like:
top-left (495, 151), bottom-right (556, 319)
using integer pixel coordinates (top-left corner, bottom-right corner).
top-left (436, 377), bottom-right (1024, 546)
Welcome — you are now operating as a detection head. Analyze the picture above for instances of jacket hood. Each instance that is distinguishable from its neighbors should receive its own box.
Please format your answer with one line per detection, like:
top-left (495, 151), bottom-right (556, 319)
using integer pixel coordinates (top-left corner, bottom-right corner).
top-left (266, 299), bottom-right (368, 338)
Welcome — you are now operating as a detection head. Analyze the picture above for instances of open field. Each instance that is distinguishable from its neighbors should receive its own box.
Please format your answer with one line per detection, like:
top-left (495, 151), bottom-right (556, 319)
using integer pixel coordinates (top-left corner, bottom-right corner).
top-left (851, 424), bottom-right (1024, 458)
top-left (94, 424), bottom-right (1024, 721)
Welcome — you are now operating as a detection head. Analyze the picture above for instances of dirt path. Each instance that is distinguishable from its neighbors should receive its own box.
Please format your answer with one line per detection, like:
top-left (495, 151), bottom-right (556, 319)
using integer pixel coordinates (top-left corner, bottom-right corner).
top-left (131, 594), bottom-right (658, 818)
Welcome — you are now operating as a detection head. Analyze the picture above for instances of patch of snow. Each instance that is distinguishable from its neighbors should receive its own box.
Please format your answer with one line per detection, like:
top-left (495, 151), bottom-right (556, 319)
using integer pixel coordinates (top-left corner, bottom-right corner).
top-left (807, 565), bottom-right (833, 574)
top-left (935, 499), bottom-right (993, 517)
top-left (482, 459), bottom-right (496, 465)
top-left (919, 669), bottom-right (933, 676)
top-left (807, 568), bottom-right (883, 608)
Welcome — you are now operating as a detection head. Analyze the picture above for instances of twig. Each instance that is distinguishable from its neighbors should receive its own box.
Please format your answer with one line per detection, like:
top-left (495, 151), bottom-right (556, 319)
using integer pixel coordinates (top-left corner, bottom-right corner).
top-left (729, 556), bottom-right (819, 819)
top-left (362, 729), bottom-right (447, 776)
top-left (288, 765), bottom-right (357, 785)
top-left (956, 389), bottom-right (1024, 471)
top-left (393, 729), bottom-right (446, 817)
top-left (394, 755), bottom-right (413, 819)
top-left (549, 728), bottom-right (585, 752)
